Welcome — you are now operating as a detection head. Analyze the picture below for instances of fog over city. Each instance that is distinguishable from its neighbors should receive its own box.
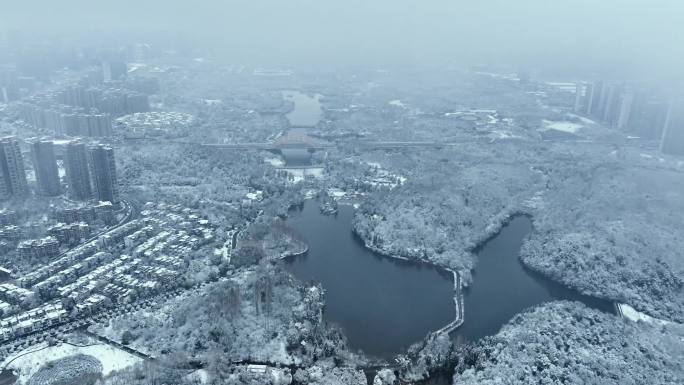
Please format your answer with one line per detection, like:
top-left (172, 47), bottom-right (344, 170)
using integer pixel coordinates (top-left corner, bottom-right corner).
top-left (3, 0), bottom-right (684, 77)
top-left (0, 2), bottom-right (683, 385)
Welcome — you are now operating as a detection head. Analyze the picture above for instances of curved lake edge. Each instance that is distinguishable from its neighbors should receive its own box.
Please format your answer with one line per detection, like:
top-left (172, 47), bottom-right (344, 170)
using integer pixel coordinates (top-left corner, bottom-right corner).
top-left (346, 212), bottom-right (542, 339)
top-left (349, 229), bottom-right (466, 336)
top-left (274, 239), bottom-right (310, 260)
top-left (475, 213), bottom-right (620, 316)
top-left (350, 211), bottom-right (618, 384)
top-left (350, 209), bottom-right (619, 328)
top-left (332, 203), bottom-right (466, 338)
top-left (281, 200), bottom-right (457, 359)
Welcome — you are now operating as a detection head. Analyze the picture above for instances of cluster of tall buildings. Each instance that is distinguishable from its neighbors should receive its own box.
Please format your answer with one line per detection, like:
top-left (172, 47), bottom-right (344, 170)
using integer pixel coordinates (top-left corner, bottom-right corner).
top-left (0, 137), bottom-right (119, 203)
top-left (54, 83), bottom-right (151, 117)
top-left (63, 141), bottom-right (120, 203)
top-left (13, 62), bottom-right (156, 138)
top-left (574, 81), bottom-right (684, 155)
top-left (17, 102), bottom-right (113, 137)
top-left (16, 82), bottom-right (150, 138)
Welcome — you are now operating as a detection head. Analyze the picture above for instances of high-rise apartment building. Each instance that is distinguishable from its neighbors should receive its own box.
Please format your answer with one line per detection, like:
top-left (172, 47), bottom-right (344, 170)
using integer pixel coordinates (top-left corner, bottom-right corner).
top-left (0, 137), bottom-right (28, 200)
top-left (64, 141), bottom-right (92, 201)
top-left (88, 144), bottom-right (119, 203)
top-left (29, 139), bottom-right (61, 196)
top-left (660, 99), bottom-right (684, 156)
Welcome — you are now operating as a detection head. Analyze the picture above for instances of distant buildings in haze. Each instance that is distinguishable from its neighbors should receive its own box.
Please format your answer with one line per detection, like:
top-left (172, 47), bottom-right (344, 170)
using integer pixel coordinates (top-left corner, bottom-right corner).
top-left (661, 99), bottom-right (684, 155)
top-left (575, 81), bottom-right (684, 155)
top-left (14, 63), bottom-right (155, 138)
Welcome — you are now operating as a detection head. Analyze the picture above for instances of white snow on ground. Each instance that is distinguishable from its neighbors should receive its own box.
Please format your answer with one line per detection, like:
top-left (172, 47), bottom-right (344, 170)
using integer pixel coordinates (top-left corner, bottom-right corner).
top-left (542, 120), bottom-right (584, 133)
top-left (246, 191), bottom-right (263, 201)
top-left (640, 153), bottom-right (654, 159)
top-left (489, 130), bottom-right (523, 140)
top-left (186, 369), bottom-right (210, 384)
top-left (282, 167), bottom-right (324, 183)
top-left (302, 189), bottom-right (318, 199)
top-left (618, 303), bottom-right (672, 326)
top-left (363, 161), bottom-right (407, 187)
top-left (474, 72), bottom-right (520, 81)
top-left (2, 341), bottom-right (142, 384)
top-left (327, 188), bottom-right (346, 198)
top-left (388, 100), bottom-right (406, 108)
top-left (264, 156), bottom-right (286, 167)
top-left (51, 139), bottom-right (74, 145)
top-left (127, 63), bottom-right (147, 73)
top-left (523, 191), bottom-right (546, 210)
top-left (566, 114), bottom-right (595, 125)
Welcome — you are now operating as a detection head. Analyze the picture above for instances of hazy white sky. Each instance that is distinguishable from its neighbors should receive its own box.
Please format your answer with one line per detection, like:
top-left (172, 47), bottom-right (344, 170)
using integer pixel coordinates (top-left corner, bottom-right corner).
top-left (3, 0), bottom-right (683, 77)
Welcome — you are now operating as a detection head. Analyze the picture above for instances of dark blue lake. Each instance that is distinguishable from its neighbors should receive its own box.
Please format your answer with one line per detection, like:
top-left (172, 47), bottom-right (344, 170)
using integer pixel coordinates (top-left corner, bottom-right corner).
top-left (284, 202), bottom-right (614, 361)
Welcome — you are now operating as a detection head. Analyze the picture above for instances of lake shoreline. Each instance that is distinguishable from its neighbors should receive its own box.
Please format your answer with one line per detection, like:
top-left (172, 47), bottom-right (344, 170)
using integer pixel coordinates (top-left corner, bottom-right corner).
top-left (285, 199), bottom-right (464, 354)
top-left (282, 199), bottom-right (456, 359)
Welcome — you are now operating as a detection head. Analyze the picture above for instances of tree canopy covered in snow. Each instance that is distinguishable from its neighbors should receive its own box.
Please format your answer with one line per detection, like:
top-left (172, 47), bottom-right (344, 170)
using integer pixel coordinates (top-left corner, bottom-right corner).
top-left (455, 301), bottom-right (684, 385)
top-left (352, 140), bottom-right (684, 321)
top-left (522, 163), bottom-right (684, 322)
top-left (353, 144), bottom-right (543, 281)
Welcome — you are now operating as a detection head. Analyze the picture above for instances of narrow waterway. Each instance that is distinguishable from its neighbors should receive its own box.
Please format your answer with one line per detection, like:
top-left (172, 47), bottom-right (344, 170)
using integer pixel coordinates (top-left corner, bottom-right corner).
top-left (280, 90), bottom-right (323, 168)
top-left (453, 215), bottom-right (614, 342)
top-left (283, 91), bottom-right (323, 128)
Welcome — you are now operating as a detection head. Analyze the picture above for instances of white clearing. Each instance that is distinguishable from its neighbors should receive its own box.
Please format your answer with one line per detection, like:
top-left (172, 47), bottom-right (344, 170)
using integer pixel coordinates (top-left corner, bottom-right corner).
top-left (388, 100), bottom-right (406, 108)
top-left (3, 342), bottom-right (142, 384)
top-left (282, 167), bottom-right (324, 183)
top-left (327, 188), bottom-right (347, 198)
top-left (264, 156), bottom-right (286, 167)
top-left (618, 303), bottom-right (672, 326)
top-left (542, 120), bottom-right (583, 133)
top-left (567, 113), bottom-right (596, 125)
top-left (186, 368), bottom-right (210, 384)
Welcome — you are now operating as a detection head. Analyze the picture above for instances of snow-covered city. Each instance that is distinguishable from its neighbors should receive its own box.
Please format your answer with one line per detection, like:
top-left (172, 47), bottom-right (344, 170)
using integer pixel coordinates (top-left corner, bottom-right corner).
top-left (0, 2), bottom-right (683, 385)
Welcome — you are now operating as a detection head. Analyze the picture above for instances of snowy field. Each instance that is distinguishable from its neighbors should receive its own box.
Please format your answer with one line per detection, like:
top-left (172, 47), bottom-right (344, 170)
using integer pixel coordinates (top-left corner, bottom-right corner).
top-left (2, 340), bottom-right (141, 384)
top-left (388, 99), bottom-right (407, 108)
top-left (541, 119), bottom-right (584, 133)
